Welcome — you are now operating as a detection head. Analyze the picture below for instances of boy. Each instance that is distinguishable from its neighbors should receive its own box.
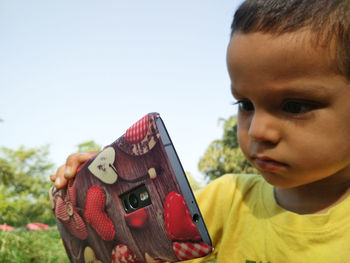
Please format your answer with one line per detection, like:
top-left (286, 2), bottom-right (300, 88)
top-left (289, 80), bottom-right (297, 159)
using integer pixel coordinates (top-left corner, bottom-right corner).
top-left (51, 0), bottom-right (350, 262)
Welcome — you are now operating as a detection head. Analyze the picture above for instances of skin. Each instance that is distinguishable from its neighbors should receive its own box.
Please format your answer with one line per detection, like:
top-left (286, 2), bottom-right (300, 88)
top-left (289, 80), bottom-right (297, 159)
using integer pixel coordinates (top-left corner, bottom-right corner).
top-left (52, 30), bottom-right (350, 215)
top-left (50, 151), bottom-right (98, 189)
top-left (227, 31), bottom-right (350, 214)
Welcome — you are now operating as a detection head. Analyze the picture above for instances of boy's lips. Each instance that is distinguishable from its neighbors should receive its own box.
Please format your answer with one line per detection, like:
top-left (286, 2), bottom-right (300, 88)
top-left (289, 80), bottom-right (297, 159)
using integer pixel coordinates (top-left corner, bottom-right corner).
top-left (251, 155), bottom-right (288, 172)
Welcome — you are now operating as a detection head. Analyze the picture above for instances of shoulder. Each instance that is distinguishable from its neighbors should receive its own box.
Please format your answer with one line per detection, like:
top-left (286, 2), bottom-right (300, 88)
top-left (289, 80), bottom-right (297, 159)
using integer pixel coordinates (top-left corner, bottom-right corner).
top-left (194, 173), bottom-right (266, 260)
top-left (196, 173), bottom-right (264, 211)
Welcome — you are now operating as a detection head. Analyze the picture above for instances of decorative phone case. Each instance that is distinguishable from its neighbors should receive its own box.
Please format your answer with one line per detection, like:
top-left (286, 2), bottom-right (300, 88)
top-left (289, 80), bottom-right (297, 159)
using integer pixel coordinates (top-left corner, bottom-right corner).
top-left (50, 113), bottom-right (212, 263)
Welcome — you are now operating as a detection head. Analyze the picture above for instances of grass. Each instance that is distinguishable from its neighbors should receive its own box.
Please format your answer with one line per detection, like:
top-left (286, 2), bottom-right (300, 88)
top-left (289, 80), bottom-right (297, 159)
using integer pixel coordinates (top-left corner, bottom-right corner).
top-left (0, 228), bottom-right (69, 263)
top-left (0, 228), bottom-right (216, 263)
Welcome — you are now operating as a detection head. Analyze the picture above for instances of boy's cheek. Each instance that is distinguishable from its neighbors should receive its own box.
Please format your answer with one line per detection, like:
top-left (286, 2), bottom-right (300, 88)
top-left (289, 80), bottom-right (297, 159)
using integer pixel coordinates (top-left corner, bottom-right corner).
top-left (237, 131), bottom-right (249, 156)
top-left (237, 126), bottom-right (246, 144)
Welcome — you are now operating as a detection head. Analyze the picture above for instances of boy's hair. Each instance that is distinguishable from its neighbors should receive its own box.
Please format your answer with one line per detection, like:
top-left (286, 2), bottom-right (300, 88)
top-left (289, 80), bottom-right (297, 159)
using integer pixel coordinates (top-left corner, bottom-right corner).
top-left (231, 0), bottom-right (350, 79)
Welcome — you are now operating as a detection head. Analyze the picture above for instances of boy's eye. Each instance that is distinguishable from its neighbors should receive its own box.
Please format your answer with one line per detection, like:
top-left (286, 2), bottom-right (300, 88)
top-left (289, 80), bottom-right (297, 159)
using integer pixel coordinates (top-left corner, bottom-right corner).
top-left (281, 100), bottom-right (318, 114)
top-left (234, 100), bottom-right (254, 112)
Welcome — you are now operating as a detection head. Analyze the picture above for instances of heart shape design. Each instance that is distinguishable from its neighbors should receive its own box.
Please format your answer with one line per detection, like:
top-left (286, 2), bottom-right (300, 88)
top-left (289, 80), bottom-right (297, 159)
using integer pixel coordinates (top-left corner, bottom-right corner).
top-left (125, 208), bottom-right (148, 228)
top-left (172, 242), bottom-right (212, 261)
top-left (55, 179), bottom-right (88, 240)
top-left (84, 186), bottom-right (116, 241)
top-left (124, 114), bottom-right (149, 144)
top-left (84, 246), bottom-right (102, 263)
top-left (88, 147), bottom-right (118, 184)
top-left (164, 191), bottom-right (201, 241)
top-left (111, 244), bottom-right (137, 263)
top-left (116, 113), bottom-right (160, 156)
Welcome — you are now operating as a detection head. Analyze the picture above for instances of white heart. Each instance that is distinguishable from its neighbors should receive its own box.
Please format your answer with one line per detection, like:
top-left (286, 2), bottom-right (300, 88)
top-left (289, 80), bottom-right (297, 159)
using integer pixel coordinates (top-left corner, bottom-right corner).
top-left (88, 147), bottom-right (118, 184)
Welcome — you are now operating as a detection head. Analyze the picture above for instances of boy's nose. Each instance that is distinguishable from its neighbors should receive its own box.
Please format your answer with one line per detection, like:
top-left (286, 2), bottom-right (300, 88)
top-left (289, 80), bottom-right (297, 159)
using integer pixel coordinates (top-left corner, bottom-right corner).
top-left (248, 112), bottom-right (280, 144)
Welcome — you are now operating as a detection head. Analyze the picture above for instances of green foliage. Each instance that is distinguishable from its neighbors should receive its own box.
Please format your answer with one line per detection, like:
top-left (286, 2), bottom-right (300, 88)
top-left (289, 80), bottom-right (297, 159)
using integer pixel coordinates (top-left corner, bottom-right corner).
top-left (0, 229), bottom-right (69, 263)
top-left (0, 146), bottom-right (55, 226)
top-left (0, 229), bottom-right (215, 263)
top-left (77, 140), bottom-right (101, 153)
top-left (198, 116), bottom-right (257, 180)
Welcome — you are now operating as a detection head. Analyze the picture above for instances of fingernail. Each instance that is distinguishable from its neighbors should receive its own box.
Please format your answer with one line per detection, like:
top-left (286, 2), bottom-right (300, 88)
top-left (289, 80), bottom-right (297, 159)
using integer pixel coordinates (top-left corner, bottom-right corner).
top-left (55, 177), bottom-right (61, 187)
top-left (64, 167), bottom-right (72, 179)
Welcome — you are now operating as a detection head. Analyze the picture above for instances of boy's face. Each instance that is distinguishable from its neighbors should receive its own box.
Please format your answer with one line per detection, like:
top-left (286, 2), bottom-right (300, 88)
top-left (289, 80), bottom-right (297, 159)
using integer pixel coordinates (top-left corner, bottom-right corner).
top-left (227, 31), bottom-right (350, 188)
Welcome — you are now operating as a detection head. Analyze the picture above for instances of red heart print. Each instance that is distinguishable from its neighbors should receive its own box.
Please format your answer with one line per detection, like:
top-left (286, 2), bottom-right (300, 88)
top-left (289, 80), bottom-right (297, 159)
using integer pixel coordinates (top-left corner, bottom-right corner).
top-left (55, 179), bottom-right (88, 240)
top-left (124, 114), bottom-right (149, 144)
top-left (111, 244), bottom-right (137, 263)
top-left (173, 241), bottom-right (212, 261)
top-left (125, 208), bottom-right (148, 228)
top-left (164, 191), bottom-right (201, 241)
top-left (84, 185), bottom-right (116, 241)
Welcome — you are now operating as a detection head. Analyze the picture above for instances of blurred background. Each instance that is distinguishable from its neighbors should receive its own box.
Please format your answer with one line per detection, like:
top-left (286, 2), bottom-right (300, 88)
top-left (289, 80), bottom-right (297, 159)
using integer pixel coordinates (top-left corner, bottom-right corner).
top-left (1, 0), bottom-right (243, 182)
top-left (0, 1), bottom-right (250, 262)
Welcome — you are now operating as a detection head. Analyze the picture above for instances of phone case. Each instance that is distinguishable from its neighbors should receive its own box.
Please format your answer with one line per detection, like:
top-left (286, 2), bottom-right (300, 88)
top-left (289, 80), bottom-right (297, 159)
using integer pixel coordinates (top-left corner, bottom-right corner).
top-left (50, 113), bottom-right (212, 263)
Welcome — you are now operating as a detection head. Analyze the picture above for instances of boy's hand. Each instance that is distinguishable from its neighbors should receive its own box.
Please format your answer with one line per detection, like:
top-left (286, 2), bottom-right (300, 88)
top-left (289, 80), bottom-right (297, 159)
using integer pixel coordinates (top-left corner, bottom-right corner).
top-left (50, 151), bottom-right (98, 189)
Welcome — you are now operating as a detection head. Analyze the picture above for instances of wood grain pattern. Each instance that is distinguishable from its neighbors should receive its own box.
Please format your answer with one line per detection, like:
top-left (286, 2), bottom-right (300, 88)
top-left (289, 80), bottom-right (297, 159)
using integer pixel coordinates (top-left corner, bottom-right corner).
top-left (52, 114), bottom-right (204, 263)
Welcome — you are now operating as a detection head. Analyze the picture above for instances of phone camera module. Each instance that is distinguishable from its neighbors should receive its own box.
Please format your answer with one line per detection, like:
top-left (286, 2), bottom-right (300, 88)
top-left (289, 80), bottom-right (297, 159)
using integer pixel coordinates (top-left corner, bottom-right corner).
top-left (120, 184), bottom-right (151, 213)
top-left (140, 191), bottom-right (149, 202)
top-left (128, 193), bottom-right (139, 209)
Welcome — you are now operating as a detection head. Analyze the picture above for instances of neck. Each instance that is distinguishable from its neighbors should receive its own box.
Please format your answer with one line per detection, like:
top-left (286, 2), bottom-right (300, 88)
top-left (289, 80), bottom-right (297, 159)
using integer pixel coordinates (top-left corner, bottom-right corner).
top-left (274, 173), bottom-right (350, 214)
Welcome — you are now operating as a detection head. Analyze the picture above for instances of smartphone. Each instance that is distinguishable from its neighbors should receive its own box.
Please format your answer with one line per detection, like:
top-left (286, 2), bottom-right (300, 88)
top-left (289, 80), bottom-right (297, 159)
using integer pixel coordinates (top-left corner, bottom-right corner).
top-left (50, 112), bottom-right (212, 263)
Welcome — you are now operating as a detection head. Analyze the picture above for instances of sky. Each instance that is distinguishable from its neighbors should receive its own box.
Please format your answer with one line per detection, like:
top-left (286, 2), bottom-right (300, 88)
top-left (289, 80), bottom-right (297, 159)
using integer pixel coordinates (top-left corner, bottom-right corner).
top-left (0, 0), bottom-right (242, 183)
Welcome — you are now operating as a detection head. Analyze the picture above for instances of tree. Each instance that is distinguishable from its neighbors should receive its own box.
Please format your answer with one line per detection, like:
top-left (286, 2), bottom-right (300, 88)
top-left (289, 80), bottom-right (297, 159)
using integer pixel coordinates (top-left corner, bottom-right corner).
top-left (198, 116), bottom-right (257, 181)
top-left (77, 140), bottom-right (102, 152)
top-left (0, 145), bottom-right (55, 226)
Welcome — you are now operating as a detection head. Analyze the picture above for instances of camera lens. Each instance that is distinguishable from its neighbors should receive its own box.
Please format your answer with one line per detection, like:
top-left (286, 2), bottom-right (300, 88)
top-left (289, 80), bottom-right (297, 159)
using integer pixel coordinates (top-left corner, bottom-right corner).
top-left (128, 193), bottom-right (139, 209)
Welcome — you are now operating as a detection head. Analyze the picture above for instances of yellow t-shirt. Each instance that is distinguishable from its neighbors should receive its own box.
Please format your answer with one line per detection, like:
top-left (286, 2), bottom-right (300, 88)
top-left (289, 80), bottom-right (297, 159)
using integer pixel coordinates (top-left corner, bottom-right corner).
top-left (188, 174), bottom-right (350, 263)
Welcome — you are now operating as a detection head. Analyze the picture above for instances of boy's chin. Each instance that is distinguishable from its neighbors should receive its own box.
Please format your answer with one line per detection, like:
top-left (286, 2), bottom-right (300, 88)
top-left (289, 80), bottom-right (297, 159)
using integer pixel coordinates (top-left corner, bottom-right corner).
top-left (259, 171), bottom-right (299, 189)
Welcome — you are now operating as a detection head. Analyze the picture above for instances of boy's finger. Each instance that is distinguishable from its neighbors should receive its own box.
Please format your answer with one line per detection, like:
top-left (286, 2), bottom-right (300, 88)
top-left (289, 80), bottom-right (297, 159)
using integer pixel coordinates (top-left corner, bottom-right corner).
top-left (64, 151), bottom-right (99, 179)
top-left (55, 175), bottom-right (68, 189)
top-left (50, 164), bottom-right (64, 183)
top-left (54, 165), bottom-right (68, 189)
top-left (50, 174), bottom-right (56, 182)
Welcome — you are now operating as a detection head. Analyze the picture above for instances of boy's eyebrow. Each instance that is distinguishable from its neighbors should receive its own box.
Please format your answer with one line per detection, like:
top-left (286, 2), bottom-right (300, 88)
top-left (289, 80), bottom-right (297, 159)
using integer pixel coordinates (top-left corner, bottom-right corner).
top-left (273, 85), bottom-right (332, 97)
top-left (231, 84), bottom-right (332, 98)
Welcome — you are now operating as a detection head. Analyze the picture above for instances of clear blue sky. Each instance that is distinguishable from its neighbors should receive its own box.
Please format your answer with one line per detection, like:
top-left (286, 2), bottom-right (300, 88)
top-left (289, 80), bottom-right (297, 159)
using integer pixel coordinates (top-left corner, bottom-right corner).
top-left (0, 0), bottom-right (242, 182)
